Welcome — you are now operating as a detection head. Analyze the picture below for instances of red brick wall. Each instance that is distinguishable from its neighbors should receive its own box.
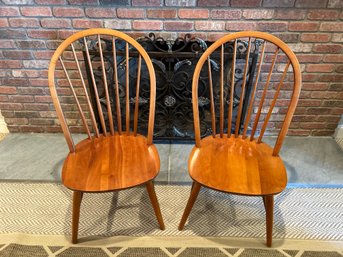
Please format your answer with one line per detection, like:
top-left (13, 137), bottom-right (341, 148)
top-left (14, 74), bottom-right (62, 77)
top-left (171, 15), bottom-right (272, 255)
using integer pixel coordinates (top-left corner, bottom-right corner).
top-left (0, 0), bottom-right (342, 136)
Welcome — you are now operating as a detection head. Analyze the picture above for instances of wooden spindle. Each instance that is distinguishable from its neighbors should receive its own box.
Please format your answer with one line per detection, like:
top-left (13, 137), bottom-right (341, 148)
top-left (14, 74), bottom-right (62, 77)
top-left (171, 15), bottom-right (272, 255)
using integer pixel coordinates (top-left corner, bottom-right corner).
top-left (219, 45), bottom-right (224, 138)
top-left (71, 43), bottom-right (99, 138)
top-left (258, 60), bottom-right (291, 143)
top-left (235, 37), bottom-right (252, 137)
top-left (242, 41), bottom-right (266, 139)
top-left (250, 47), bottom-right (280, 141)
top-left (98, 34), bottom-right (114, 136)
top-left (207, 57), bottom-right (216, 137)
top-left (227, 39), bottom-right (237, 137)
top-left (125, 42), bottom-right (130, 135)
top-left (133, 55), bottom-right (142, 136)
top-left (83, 37), bottom-right (107, 136)
top-left (59, 56), bottom-right (91, 139)
top-left (112, 37), bottom-right (122, 134)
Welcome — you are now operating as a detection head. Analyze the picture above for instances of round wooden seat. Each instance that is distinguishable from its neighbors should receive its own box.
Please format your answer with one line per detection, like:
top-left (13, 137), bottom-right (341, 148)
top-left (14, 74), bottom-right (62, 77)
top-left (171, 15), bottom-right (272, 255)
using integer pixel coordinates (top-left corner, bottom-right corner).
top-left (188, 135), bottom-right (287, 196)
top-left (62, 134), bottom-right (160, 192)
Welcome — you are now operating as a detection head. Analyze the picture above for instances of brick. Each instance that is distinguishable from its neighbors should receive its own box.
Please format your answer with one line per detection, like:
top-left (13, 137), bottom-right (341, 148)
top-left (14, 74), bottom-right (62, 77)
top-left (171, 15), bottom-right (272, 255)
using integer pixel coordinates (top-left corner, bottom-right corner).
top-left (3, 50), bottom-right (33, 59)
top-left (231, 0), bottom-right (262, 7)
top-left (27, 30), bottom-right (57, 39)
top-left (2, 0), bottom-right (34, 4)
top-left (163, 21), bottom-right (193, 31)
top-left (23, 103), bottom-right (49, 111)
top-left (117, 8), bottom-right (144, 18)
top-left (332, 33), bottom-right (343, 43)
top-left (288, 43), bottom-right (313, 53)
top-left (34, 96), bottom-right (52, 102)
top-left (29, 79), bottom-right (48, 87)
top-left (274, 10), bottom-right (306, 20)
top-left (35, 0), bottom-right (66, 4)
top-left (132, 0), bottom-right (162, 6)
top-left (0, 60), bottom-right (22, 69)
top-left (242, 9), bottom-right (274, 19)
top-left (46, 40), bottom-right (63, 50)
top-left (329, 84), bottom-right (343, 90)
top-left (300, 122), bottom-right (327, 129)
top-left (324, 55), bottom-right (343, 63)
top-left (263, 0), bottom-right (295, 7)
top-left (85, 8), bottom-right (116, 18)
top-left (320, 22), bottom-right (343, 32)
top-left (104, 20), bottom-right (131, 30)
top-left (0, 87), bottom-right (17, 94)
top-left (133, 20), bottom-right (162, 30)
top-left (39, 111), bottom-right (57, 118)
top-left (0, 7), bottom-right (20, 16)
top-left (307, 10), bottom-right (339, 20)
top-left (57, 30), bottom-right (78, 39)
top-left (72, 19), bottom-right (102, 28)
top-left (306, 107), bottom-right (330, 115)
top-left (258, 22), bottom-right (288, 32)
top-left (179, 9), bottom-right (208, 19)
top-left (68, 0), bottom-right (98, 4)
top-left (289, 22), bottom-right (318, 31)
top-left (30, 118), bottom-right (54, 125)
top-left (41, 18), bottom-right (71, 29)
top-left (21, 7), bottom-right (52, 17)
top-left (0, 78), bottom-right (29, 86)
top-left (0, 40), bottom-right (15, 48)
top-left (195, 21), bottom-right (224, 31)
top-left (295, 0), bottom-right (328, 7)
top-left (9, 95), bottom-right (34, 103)
top-left (319, 74), bottom-right (343, 82)
top-left (5, 118), bottom-right (29, 125)
top-left (317, 115), bottom-right (341, 122)
top-left (335, 65), bottom-right (343, 73)
top-left (14, 111), bottom-right (39, 118)
top-left (273, 33), bottom-right (299, 43)
top-left (226, 21), bottom-right (256, 31)
top-left (0, 19), bottom-right (9, 27)
top-left (313, 44), bottom-right (343, 53)
top-left (16, 40), bottom-right (45, 49)
top-left (331, 108), bottom-right (343, 115)
top-left (323, 100), bottom-right (343, 107)
top-left (9, 18), bottom-right (39, 28)
top-left (302, 74), bottom-right (319, 81)
top-left (211, 10), bottom-right (241, 19)
top-left (0, 29), bottom-right (27, 39)
top-left (297, 99), bottom-right (322, 107)
top-left (306, 64), bottom-right (335, 73)
top-left (33, 51), bottom-right (55, 59)
top-left (23, 60), bottom-right (49, 69)
top-left (327, 0), bottom-right (342, 8)
top-left (303, 83), bottom-right (328, 90)
top-left (53, 7), bottom-right (84, 17)
top-left (296, 54), bottom-right (323, 63)
top-left (13, 70), bottom-right (41, 78)
top-left (301, 33), bottom-right (330, 42)
top-left (165, 0), bottom-right (196, 6)
top-left (147, 9), bottom-right (177, 19)
top-left (197, 0), bottom-right (229, 6)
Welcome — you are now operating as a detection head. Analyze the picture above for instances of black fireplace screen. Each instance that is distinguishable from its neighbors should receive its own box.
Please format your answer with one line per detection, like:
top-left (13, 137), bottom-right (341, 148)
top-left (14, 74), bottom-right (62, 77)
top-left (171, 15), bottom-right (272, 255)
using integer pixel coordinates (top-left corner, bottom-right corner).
top-left (83, 33), bottom-right (260, 141)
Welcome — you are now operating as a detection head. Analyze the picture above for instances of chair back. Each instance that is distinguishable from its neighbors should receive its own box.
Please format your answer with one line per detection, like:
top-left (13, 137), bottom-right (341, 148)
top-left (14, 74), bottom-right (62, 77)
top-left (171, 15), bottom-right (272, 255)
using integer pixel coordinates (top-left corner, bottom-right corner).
top-left (192, 31), bottom-right (302, 155)
top-left (48, 28), bottom-right (156, 152)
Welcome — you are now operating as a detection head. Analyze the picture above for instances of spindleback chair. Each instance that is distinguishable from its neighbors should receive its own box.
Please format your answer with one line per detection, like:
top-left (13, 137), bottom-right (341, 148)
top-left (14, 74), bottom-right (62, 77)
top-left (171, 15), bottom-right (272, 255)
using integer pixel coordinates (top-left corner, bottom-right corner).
top-left (178, 31), bottom-right (301, 247)
top-left (48, 28), bottom-right (165, 243)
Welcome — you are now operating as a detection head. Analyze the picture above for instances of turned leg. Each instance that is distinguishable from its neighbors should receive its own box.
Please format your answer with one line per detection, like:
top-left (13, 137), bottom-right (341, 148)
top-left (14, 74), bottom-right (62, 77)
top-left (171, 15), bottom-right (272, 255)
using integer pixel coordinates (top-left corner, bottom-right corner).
top-left (178, 181), bottom-right (201, 230)
top-left (263, 195), bottom-right (274, 247)
top-left (72, 191), bottom-right (83, 244)
top-left (146, 181), bottom-right (165, 230)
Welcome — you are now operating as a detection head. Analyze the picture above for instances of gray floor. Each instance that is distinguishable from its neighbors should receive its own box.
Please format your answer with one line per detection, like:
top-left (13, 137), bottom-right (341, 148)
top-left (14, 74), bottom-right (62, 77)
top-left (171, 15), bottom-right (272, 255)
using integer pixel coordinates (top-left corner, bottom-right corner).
top-left (0, 133), bottom-right (342, 185)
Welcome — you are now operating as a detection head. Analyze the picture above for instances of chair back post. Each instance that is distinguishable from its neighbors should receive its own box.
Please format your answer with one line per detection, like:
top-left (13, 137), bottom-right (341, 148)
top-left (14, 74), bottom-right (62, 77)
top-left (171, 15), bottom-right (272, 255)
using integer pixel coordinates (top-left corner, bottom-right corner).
top-left (192, 31), bottom-right (302, 152)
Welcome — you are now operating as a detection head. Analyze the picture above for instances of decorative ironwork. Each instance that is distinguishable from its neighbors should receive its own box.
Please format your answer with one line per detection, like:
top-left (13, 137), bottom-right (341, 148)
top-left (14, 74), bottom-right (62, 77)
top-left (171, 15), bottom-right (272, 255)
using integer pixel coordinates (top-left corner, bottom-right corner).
top-left (82, 34), bottom-right (260, 141)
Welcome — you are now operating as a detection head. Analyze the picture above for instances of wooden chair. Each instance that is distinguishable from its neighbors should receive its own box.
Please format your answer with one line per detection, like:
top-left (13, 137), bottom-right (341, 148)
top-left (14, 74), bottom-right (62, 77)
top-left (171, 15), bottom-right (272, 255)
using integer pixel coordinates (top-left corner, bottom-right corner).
top-left (48, 28), bottom-right (164, 243)
top-left (178, 31), bottom-right (302, 247)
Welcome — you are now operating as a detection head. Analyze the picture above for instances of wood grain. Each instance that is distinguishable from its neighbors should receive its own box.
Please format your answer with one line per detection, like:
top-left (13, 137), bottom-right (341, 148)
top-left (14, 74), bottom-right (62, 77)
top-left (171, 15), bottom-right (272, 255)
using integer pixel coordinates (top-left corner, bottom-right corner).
top-left (62, 134), bottom-right (160, 192)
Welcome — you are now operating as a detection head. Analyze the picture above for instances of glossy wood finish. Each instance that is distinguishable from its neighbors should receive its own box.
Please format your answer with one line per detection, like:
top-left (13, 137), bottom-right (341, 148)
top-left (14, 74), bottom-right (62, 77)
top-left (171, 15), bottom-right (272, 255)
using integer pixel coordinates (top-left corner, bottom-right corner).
top-left (62, 134), bottom-right (160, 192)
top-left (180, 31), bottom-right (302, 247)
top-left (48, 29), bottom-right (163, 243)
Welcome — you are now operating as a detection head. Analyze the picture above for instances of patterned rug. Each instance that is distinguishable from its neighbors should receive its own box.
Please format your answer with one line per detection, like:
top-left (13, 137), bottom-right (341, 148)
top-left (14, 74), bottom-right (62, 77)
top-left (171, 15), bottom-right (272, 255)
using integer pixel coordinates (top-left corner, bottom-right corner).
top-left (0, 182), bottom-right (342, 241)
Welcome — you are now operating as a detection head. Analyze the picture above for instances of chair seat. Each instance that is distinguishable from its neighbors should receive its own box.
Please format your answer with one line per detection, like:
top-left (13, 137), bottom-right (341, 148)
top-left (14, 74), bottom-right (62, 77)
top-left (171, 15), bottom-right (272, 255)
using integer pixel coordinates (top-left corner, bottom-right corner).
top-left (188, 135), bottom-right (287, 196)
top-left (62, 134), bottom-right (160, 192)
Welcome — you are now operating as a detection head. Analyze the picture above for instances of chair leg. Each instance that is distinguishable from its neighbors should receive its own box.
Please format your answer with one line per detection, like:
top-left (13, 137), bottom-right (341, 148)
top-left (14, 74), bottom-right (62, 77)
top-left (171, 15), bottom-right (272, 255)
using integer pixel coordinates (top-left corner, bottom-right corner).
top-left (263, 195), bottom-right (274, 247)
top-left (146, 181), bottom-right (165, 230)
top-left (72, 191), bottom-right (83, 244)
top-left (178, 181), bottom-right (201, 231)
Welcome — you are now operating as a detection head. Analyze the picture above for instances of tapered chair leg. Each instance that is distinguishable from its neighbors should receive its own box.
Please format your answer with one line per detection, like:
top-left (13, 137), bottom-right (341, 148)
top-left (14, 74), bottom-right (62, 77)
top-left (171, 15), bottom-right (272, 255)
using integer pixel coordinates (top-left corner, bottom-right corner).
top-left (72, 191), bottom-right (83, 244)
top-left (264, 195), bottom-right (274, 247)
top-left (146, 181), bottom-right (165, 230)
top-left (178, 181), bottom-right (201, 230)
